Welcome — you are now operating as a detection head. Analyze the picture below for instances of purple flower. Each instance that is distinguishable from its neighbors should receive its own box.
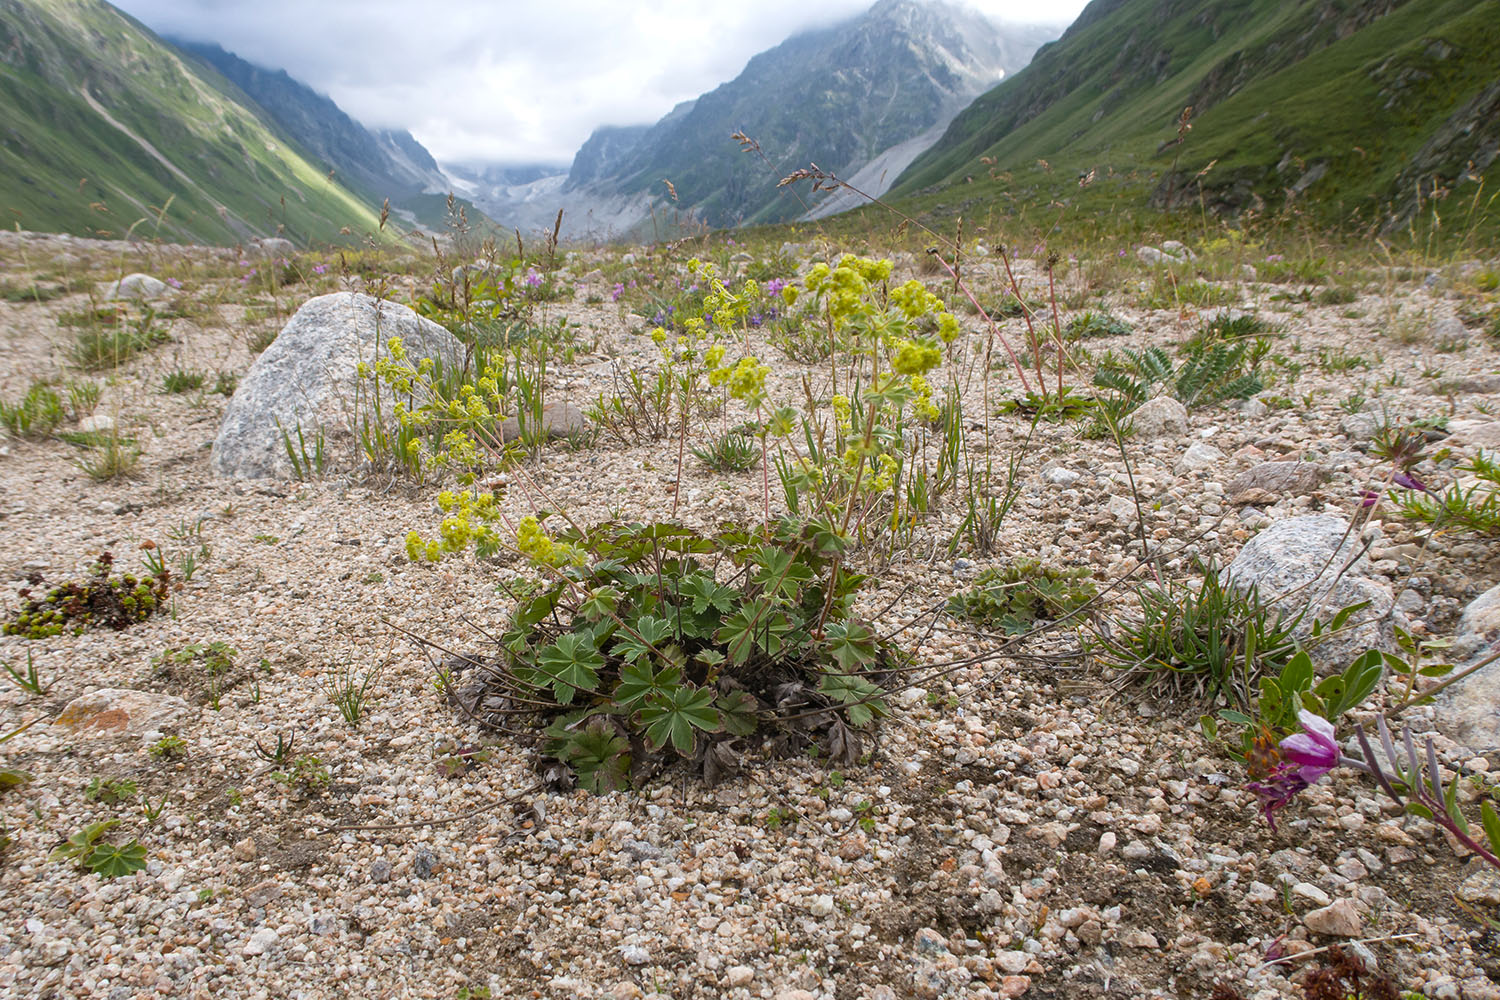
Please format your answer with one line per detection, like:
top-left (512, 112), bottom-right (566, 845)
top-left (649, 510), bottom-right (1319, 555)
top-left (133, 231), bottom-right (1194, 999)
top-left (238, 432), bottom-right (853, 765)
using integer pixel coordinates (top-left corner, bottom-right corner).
top-left (166, 277), bottom-right (182, 289)
top-left (764, 278), bottom-right (787, 296)
top-left (1265, 254), bottom-right (1284, 263)
top-left (313, 264), bottom-right (327, 275)
top-left (611, 282), bottom-right (625, 302)
top-left (1279, 710), bottom-right (1339, 784)
top-left (1247, 711), bottom-right (1338, 830)
top-left (238, 259), bottom-right (251, 267)
top-left (1392, 471), bottom-right (1427, 492)
top-left (522, 268), bottom-right (543, 288)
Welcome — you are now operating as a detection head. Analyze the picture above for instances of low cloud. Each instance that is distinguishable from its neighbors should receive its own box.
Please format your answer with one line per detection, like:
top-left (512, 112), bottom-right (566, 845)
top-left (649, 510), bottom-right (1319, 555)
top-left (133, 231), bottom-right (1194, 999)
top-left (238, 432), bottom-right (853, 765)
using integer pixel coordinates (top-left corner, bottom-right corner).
top-left (116, 0), bottom-right (1083, 166)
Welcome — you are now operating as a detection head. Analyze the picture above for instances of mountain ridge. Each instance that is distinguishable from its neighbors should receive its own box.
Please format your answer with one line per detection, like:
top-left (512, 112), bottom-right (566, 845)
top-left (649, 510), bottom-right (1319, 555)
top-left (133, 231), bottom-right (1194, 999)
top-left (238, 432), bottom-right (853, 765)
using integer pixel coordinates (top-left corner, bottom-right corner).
top-left (891, 0), bottom-right (1500, 235)
top-left (0, 0), bottom-right (387, 245)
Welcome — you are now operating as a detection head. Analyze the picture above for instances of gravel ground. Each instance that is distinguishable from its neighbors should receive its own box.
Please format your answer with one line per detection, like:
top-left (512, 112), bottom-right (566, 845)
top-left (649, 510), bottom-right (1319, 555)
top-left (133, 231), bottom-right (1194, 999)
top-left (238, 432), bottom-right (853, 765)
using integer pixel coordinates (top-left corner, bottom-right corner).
top-left (1, 229), bottom-right (1498, 1000)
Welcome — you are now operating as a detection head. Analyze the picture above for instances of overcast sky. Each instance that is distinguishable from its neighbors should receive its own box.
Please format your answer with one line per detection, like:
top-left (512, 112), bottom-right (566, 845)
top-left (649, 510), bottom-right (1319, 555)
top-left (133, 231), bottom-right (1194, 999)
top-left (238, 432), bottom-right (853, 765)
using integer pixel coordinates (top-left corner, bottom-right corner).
top-left (114, 0), bottom-right (1088, 167)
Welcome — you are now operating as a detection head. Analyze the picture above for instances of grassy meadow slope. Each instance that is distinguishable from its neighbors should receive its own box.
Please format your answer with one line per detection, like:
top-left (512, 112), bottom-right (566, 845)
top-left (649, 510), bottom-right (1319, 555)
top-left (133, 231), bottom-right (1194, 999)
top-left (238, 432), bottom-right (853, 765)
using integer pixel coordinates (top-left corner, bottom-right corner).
top-left (888, 0), bottom-right (1500, 241)
top-left (0, 0), bottom-right (386, 245)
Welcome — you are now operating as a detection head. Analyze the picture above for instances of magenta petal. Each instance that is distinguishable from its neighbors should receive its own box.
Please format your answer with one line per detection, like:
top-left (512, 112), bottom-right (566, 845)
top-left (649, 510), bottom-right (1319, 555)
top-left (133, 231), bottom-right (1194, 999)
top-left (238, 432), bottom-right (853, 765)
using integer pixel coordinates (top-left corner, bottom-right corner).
top-left (1280, 733), bottom-right (1334, 764)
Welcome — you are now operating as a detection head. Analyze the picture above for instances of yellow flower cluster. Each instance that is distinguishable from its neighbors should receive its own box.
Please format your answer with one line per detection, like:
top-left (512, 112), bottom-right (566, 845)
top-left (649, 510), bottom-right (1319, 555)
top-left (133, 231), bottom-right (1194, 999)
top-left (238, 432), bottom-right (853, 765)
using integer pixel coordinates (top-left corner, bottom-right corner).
top-left (516, 515), bottom-right (586, 569)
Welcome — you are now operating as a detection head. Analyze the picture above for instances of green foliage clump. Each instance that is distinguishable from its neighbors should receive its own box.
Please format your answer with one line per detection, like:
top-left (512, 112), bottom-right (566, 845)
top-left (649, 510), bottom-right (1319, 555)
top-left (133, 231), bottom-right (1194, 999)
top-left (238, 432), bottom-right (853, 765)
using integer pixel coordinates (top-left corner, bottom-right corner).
top-left (49, 820), bottom-right (147, 879)
top-left (160, 368), bottom-right (205, 393)
top-left (692, 426), bottom-right (761, 472)
top-left (3, 553), bottom-right (170, 638)
top-left (947, 559), bottom-right (1097, 634)
top-left (1200, 648), bottom-right (1382, 763)
top-left (0, 382), bottom-right (66, 439)
top-left (1092, 335), bottom-right (1266, 413)
top-left (66, 306), bottom-right (170, 369)
top-left (1094, 563), bottom-right (1305, 706)
top-left (478, 517), bottom-right (892, 791)
top-left (1392, 450), bottom-right (1500, 535)
top-left (1063, 310), bottom-right (1132, 340)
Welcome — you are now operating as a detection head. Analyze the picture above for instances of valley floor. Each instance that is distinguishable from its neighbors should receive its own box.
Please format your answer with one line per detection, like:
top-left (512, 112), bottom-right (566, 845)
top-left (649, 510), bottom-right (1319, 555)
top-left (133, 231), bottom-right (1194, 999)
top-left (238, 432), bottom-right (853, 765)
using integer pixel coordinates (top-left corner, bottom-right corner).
top-left (0, 228), bottom-right (1497, 1000)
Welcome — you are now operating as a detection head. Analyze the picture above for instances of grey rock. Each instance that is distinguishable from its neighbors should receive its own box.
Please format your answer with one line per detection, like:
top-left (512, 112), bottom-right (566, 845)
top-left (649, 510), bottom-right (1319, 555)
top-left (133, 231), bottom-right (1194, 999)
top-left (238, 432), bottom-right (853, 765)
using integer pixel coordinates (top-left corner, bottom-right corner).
top-left (370, 859), bottom-right (392, 884)
top-left (412, 849), bottom-right (435, 879)
top-left (1225, 461), bottom-right (1332, 502)
top-left (496, 401), bottom-right (591, 444)
top-left (212, 293), bottom-right (463, 478)
top-left (1131, 397), bottom-right (1189, 439)
top-left (620, 944), bottom-right (649, 965)
top-left (1434, 374), bottom-right (1500, 395)
top-left (1224, 514), bottom-right (1398, 670)
top-left (1161, 240), bottom-right (1196, 261)
top-left (1431, 316), bottom-right (1469, 347)
top-left (102, 273), bottom-right (167, 300)
top-left (621, 839), bottom-right (664, 861)
top-left (1441, 581), bottom-right (1500, 752)
top-left (1239, 264), bottom-right (1258, 281)
top-left (78, 414), bottom-right (116, 435)
top-left (243, 926), bottom-right (278, 957)
top-left (1175, 441), bottom-right (1224, 473)
top-left (1445, 419), bottom-right (1500, 451)
top-left (1137, 246), bottom-right (1175, 266)
top-left (1339, 411), bottom-right (1381, 442)
top-left (1043, 466), bottom-right (1080, 487)
top-left (249, 237), bottom-right (295, 259)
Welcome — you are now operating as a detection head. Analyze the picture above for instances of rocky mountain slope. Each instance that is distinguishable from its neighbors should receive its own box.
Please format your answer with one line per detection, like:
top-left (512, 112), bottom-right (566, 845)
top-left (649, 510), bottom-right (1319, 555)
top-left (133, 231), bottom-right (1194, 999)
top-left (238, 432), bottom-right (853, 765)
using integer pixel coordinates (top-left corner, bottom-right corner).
top-left (173, 41), bottom-right (476, 233)
top-left (0, 0), bottom-right (387, 245)
top-left (893, 0), bottom-right (1500, 235)
top-left (458, 0), bottom-right (1055, 237)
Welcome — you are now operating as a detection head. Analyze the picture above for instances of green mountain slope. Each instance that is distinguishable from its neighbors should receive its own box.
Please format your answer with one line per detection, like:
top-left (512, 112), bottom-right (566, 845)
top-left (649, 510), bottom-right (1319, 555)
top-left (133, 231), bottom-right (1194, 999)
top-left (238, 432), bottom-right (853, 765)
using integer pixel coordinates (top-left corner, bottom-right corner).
top-left (893, 0), bottom-right (1500, 235)
top-left (172, 40), bottom-right (488, 234)
top-left (0, 0), bottom-right (386, 244)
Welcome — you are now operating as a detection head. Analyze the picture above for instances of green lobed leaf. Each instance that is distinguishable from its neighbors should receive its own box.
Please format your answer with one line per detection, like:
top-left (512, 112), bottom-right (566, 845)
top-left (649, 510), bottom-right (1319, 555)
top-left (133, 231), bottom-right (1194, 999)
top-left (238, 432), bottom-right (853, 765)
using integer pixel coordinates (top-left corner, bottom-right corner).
top-left (537, 632), bottom-right (604, 706)
top-left (85, 840), bottom-right (147, 879)
top-left (637, 685), bottom-right (721, 756)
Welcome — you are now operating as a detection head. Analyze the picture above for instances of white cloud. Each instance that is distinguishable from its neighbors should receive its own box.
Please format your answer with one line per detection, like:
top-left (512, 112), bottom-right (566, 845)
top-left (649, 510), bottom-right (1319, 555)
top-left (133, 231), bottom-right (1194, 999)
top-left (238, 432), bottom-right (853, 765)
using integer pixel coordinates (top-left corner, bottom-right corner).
top-left (115, 0), bottom-right (1086, 165)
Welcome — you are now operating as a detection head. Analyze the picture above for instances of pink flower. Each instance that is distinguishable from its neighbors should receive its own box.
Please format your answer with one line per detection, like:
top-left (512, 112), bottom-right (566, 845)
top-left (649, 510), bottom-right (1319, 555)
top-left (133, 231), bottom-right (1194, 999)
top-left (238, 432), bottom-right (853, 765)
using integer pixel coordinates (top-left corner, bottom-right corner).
top-left (1279, 710), bottom-right (1339, 784)
top-left (1247, 711), bottom-right (1339, 830)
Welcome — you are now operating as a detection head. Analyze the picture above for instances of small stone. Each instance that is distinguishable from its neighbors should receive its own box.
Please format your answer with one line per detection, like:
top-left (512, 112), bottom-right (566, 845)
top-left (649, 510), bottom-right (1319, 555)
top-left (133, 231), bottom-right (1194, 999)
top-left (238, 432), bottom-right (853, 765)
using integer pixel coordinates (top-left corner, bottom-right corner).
top-left (244, 880), bottom-right (282, 908)
top-left (232, 837), bottom-right (257, 862)
top-left (103, 273), bottom-right (168, 300)
top-left (1292, 882), bottom-right (1331, 907)
top-left (995, 951), bottom-right (1030, 974)
top-left (369, 859), bottom-right (391, 884)
top-left (412, 848), bottom-right (435, 879)
top-left (1000, 975), bottom-right (1031, 998)
top-left (1176, 441), bottom-right (1224, 473)
top-left (621, 944), bottom-right (650, 966)
top-left (1131, 397), bottom-right (1189, 439)
top-left (1303, 899), bottom-right (1363, 937)
top-left (725, 966), bottom-right (754, 988)
top-left (808, 894), bottom-right (835, 917)
top-left (1076, 919), bottom-right (1103, 945)
top-left (78, 414), bottom-right (115, 434)
top-left (1119, 930), bottom-right (1158, 948)
top-left (913, 927), bottom-right (949, 956)
top-left (977, 890), bottom-right (1005, 915)
top-left (1097, 832), bottom-right (1117, 855)
top-left (1457, 867), bottom-right (1500, 906)
top-left (243, 926), bottom-right (278, 956)
top-left (1043, 466), bottom-right (1080, 487)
